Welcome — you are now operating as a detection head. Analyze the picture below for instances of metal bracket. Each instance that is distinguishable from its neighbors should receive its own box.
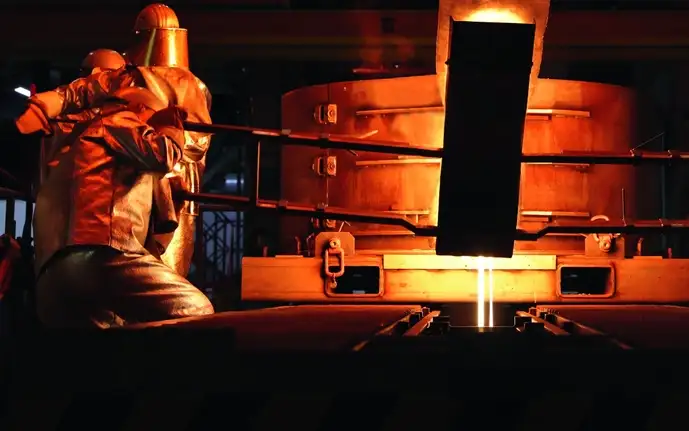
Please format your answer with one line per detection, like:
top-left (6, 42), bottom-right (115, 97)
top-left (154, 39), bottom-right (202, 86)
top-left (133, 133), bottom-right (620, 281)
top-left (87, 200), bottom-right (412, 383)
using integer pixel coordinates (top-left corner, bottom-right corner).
top-left (314, 103), bottom-right (337, 125)
top-left (323, 238), bottom-right (345, 291)
top-left (314, 232), bottom-right (355, 257)
top-left (583, 214), bottom-right (625, 257)
top-left (311, 217), bottom-right (337, 231)
top-left (313, 155), bottom-right (337, 177)
top-left (323, 219), bottom-right (337, 229)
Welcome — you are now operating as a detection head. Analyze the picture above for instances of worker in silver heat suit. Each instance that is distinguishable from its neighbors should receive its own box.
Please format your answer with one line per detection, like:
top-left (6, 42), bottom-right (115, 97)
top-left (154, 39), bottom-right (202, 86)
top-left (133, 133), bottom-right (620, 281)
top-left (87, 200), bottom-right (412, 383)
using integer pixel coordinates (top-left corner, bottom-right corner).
top-left (38, 49), bottom-right (126, 189)
top-left (17, 3), bottom-right (213, 279)
top-left (29, 87), bottom-right (213, 328)
top-left (15, 4), bottom-right (216, 326)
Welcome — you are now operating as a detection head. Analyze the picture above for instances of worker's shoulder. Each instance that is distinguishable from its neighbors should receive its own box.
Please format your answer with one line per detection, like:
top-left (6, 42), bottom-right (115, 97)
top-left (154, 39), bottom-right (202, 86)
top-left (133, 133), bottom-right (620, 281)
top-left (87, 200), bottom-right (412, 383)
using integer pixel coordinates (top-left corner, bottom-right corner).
top-left (137, 65), bottom-right (197, 77)
top-left (135, 66), bottom-right (196, 86)
top-left (136, 66), bottom-right (211, 98)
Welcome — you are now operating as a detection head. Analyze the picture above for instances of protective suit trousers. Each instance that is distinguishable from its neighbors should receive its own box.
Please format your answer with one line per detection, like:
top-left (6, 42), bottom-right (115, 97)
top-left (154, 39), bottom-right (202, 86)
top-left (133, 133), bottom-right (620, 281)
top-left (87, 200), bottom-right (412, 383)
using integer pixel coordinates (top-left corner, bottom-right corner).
top-left (35, 245), bottom-right (214, 329)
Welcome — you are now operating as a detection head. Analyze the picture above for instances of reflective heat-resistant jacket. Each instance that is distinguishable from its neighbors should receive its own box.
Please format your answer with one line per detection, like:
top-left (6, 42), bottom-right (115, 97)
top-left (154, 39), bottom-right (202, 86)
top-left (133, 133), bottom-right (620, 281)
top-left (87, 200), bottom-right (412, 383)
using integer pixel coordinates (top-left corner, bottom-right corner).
top-left (39, 110), bottom-right (97, 188)
top-left (33, 105), bottom-right (184, 274)
top-left (28, 64), bottom-right (212, 276)
top-left (43, 65), bottom-right (212, 168)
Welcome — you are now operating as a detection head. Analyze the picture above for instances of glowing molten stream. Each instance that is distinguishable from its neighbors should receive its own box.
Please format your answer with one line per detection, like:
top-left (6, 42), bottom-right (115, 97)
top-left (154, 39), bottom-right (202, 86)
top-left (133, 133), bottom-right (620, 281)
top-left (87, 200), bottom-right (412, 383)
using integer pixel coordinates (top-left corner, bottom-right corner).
top-left (476, 257), bottom-right (494, 328)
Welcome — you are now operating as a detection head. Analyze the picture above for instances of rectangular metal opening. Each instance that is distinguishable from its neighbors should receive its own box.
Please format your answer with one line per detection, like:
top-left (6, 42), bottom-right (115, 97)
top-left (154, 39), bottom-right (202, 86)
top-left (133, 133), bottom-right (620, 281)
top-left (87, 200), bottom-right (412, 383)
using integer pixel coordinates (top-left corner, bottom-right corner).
top-left (557, 265), bottom-right (615, 298)
top-left (326, 265), bottom-right (381, 295)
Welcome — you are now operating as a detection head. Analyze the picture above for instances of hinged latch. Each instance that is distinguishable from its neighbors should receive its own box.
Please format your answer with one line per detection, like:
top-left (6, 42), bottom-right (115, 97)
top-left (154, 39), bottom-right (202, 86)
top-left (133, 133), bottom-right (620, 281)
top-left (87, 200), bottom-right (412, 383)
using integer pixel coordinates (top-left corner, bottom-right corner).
top-left (313, 155), bottom-right (337, 177)
top-left (314, 104), bottom-right (337, 125)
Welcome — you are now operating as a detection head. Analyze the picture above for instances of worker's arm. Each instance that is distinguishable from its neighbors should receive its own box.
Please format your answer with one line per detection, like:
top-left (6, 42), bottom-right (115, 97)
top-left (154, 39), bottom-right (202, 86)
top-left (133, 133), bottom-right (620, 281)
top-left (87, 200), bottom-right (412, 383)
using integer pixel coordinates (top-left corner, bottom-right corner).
top-left (185, 75), bottom-right (213, 164)
top-left (102, 108), bottom-right (185, 173)
top-left (15, 66), bottom-right (136, 135)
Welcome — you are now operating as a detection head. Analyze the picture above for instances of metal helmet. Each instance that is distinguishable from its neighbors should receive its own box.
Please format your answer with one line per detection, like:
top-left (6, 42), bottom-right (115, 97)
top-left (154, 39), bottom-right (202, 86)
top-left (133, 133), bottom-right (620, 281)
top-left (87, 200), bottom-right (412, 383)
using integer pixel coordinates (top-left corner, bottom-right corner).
top-left (80, 49), bottom-right (126, 76)
top-left (124, 3), bottom-right (189, 69)
top-left (109, 86), bottom-right (167, 112)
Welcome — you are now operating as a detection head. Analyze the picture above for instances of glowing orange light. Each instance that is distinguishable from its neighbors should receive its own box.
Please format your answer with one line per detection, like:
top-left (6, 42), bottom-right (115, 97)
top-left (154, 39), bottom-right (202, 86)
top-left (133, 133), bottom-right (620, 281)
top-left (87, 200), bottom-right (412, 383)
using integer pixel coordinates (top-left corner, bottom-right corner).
top-left (436, 0), bottom-right (551, 105)
top-left (465, 8), bottom-right (525, 24)
top-left (475, 256), bottom-right (495, 328)
top-left (477, 256), bottom-right (485, 327)
top-left (488, 258), bottom-right (494, 327)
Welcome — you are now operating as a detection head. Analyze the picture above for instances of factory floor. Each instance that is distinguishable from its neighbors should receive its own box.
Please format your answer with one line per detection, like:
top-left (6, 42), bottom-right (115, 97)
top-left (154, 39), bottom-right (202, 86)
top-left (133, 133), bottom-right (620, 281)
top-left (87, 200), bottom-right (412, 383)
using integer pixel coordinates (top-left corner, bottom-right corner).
top-left (126, 304), bottom-right (422, 350)
top-left (7, 304), bottom-right (689, 430)
top-left (535, 304), bottom-right (689, 349)
top-left (125, 303), bottom-right (689, 350)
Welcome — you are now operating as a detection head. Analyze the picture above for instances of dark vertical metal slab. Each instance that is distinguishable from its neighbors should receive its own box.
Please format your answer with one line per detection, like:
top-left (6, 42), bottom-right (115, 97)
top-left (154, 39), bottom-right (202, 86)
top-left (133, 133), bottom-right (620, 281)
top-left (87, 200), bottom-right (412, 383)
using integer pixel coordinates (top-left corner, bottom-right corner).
top-left (436, 19), bottom-right (535, 258)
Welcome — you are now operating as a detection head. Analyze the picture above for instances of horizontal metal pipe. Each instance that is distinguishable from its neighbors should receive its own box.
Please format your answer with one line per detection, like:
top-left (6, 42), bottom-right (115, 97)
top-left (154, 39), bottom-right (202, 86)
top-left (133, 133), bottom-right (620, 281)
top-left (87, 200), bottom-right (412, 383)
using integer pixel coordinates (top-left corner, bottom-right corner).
top-left (522, 151), bottom-right (689, 164)
top-left (176, 191), bottom-right (437, 236)
top-left (185, 122), bottom-right (689, 164)
top-left (50, 119), bottom-right (689, 164)
top-left (179, 192), bottom-right (689, 240)
top-left (183, 122), bottom-right (442, 158)
top-left (4, 177), bottom-right (686, 240)
top-left (515, 220), bottom-right (689, 240)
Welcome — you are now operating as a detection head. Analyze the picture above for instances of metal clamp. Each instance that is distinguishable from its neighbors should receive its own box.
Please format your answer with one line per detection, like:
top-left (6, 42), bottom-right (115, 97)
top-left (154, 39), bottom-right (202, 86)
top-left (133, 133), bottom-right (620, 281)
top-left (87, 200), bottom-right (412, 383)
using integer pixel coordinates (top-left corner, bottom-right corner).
top-left (324, 238), bottom-right (345, 289)
top-left (588, 214), bottom-right (621, 253)
top-left (314, 104), bottom-right (337, 125)
top-left (311, 216), bottom-right (338, 230)
top-left (313, 155), bottom-right (337, 177)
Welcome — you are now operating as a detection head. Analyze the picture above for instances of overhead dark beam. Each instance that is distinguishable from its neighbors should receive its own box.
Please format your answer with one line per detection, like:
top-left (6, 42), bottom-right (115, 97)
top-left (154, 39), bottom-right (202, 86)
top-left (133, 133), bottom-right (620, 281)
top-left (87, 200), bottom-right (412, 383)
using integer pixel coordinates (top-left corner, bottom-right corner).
top-left (3, 10), bottom-right (689, 62)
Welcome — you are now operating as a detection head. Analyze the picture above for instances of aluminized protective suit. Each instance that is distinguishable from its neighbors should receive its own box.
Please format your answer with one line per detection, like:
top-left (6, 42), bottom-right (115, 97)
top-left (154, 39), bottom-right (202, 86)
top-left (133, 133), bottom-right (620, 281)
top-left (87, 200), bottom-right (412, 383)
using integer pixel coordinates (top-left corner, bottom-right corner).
top-left (125, 3), bottom-right (190, 70)
top-left (39, 49), bottom-right (126, 188)
top-left (124, 3), bottom-right (211, 276)
top-left (21, 3), bottom-right (212, 278)
top-left (33, 88), bottom-right (214, 328)
top-left (34, 65), bottom-right (213, 277)
top-left (80, 49), bottom-right (126, 77)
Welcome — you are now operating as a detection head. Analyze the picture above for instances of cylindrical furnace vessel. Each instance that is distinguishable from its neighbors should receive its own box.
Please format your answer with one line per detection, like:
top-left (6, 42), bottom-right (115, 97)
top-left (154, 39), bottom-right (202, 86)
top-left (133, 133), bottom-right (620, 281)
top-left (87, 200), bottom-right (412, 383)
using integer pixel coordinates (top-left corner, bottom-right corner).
top-left (280, 75), bottom-right (638, 255)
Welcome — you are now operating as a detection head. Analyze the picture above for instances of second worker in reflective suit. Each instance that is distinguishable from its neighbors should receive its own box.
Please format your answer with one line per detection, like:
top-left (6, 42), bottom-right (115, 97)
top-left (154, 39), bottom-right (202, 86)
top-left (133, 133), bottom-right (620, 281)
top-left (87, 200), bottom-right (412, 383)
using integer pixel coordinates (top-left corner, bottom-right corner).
top-left (33, 87), bottom-right (214, 328)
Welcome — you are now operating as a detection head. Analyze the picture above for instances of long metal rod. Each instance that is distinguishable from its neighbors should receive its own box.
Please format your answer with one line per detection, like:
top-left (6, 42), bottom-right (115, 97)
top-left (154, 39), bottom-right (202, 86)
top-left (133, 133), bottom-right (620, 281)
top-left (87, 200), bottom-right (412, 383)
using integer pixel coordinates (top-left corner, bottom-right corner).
top-left (522, 150), bottom-right (689, 165)
top-left (531, 308), bottom-right (632, 350)
top-left (45, 118), bottom-right (689, 239)
top-left (404, 311), bottom-right (441, 336)
top-left (660, 134), bottom-right (668, 251)
top-left (53, 117), bottom-right (434, 155)
top-left (515, 219), bottom-right (689, 240)
top-left (183, 122), bottom-right (442, 158)
top-left (351, 307), bottom-right (424, 351)
top-left (52, 118), bottom-right (689, 164)
top-left (515, 311), bottom-right (569, 336)
top-left (176, 191), bottom-right (437, 236)
top-left (181, 122), bottom-right (689, 238)
top-left (179, 191), bottom-right (689, 240)
top-left (184, 121), bottom-right (689, 165)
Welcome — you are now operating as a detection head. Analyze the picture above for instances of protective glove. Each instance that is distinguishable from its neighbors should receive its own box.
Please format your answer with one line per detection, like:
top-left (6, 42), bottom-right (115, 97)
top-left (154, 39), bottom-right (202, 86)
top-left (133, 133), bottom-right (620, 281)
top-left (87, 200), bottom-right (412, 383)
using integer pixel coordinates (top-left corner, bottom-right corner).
top-left (15, 104), bottom-right (52, 135)
top-left (147, 106), bottom-right (188, 131)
